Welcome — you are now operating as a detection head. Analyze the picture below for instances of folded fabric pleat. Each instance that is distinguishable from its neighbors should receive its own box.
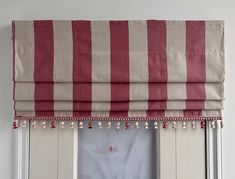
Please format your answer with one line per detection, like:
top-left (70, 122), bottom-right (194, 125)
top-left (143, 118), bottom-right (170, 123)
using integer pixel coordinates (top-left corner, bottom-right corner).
top-left (15, 100), bottom-right (223, 111)
top-left (14, 82), bottom-right (224, 101)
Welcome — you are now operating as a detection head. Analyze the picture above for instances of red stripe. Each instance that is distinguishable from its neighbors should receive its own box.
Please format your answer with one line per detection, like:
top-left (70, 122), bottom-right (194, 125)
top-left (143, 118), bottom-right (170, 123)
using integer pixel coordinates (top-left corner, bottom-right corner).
top-left (108, 111), bottom-right (129, 117)
top-left (186, 83), bottom-right (206, 100)
top-left (72, 21), bottom-right (92, 116)
top-left (110, 83), bottom-right (130, 102)
top-left (186, 21), bottom-right (206, 82)
top-left (185, 21), bottom-right (206, 112)
top-left (147, 20), bottom-right (167, 116)
top-left (183, 110), bottom-right (203, 118)
top-left (148, 101), bottom-right (168, 110)
top-left (110, 21), bottom-right (129, 117)
top-left (185, 101), bottom-right (206, 110)
top-left (73, 83), bottom-right (93, 101)
top-left (147, 110), bottom-right (165, 118)
top-left (34, 21), bottom-right (54, 116)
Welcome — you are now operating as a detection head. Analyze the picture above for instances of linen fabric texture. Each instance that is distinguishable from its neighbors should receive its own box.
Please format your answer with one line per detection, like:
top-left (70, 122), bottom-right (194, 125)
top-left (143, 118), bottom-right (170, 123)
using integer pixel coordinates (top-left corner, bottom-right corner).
top-left (12, 20), bottom-right (225, 121)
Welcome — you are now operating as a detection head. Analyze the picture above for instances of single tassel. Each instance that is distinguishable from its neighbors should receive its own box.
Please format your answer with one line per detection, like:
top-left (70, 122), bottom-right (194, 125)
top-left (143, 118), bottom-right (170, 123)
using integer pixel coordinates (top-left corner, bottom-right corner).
top-left (210, 121), bottom-right (216, 128)
top-left (135, 121), bottom-right (139, 128)
top-left (50, 121), bottom-right (56, 129)
top-left (191, 121), bottom-right (196, 129)
top-left (70, 122), bottom-right (74, 129)
top-left (200, 121), bottom-right (205, 129)
top-left (172, 121), bottom-right (177, 129)
top-left (88, 121), bottom-right (93, 129)
top-left (22, 120), bottom-right (27, 128)
top-left (144, 121), bottom-right (149, 129)
top-left (32, 121), bottom-right (37, 128)
top-left (79, 121), bottom-right (84, 129)
top-left (98, 121), bottom-right (102, 129)
top-left (163, 121), bottom-right (168, 129)
top-left (125, 121), bottom-right (130, 130)
top-left (12, 120), bottom-right (18, 129)
top-left (182, 121), bottom-right (187, 129)
top-left (59, 121), bottom-right (65, 128)
top-left (220, 120), bottom-right (224, 128)
top-left (116, 121), bottom-right (121, 130)
top-left (106, 122), bottom-right (112, 128)
top-left (41, 121), bottom-right (47, 129)
top-left (153, 121), bottom-right (158, 129)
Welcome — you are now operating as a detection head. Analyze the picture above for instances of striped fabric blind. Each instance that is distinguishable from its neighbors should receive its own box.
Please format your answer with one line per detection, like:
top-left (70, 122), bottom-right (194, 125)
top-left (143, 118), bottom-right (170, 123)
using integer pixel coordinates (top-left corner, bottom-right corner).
top-left (12, 20), bottom-right (225, 129)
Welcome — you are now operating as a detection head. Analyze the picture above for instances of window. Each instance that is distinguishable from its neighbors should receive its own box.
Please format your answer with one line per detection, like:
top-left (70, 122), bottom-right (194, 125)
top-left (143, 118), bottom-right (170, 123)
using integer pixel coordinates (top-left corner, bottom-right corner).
top-left (14, 121), bottom-right (222, 179)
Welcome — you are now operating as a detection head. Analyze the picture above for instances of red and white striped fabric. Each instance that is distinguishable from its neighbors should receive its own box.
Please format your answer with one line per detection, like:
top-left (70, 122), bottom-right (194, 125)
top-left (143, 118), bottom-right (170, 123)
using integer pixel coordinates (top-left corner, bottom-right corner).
top-left (12, 20), bottom-right (224, 122)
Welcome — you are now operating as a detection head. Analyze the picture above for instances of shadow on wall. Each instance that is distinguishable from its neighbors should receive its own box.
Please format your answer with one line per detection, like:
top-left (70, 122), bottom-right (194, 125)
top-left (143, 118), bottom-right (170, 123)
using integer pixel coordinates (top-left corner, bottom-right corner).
top-left (0, 25), bottom-right (14, 179)
top-left (0, 25), bottom-right (13, 123)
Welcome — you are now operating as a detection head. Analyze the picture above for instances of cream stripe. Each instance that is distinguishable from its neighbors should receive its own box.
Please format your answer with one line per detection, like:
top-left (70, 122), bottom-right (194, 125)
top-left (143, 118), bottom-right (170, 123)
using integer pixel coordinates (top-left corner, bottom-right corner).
top-left (54, 111), bottom-right (73, 117)
top-left (14, 21), bottom-right (35, 82)
top-left (202, 110), bottom-right (222, 117)
top-left (128, 111), bottom-right (147, 117)
top-left (205, 21), bottom-right (224, 110)
top-left (91, 21), bottom-right (111, 112)
top-left (205, 82), bottom-right (224, 100)
top-left (167, 83), bottom-right (186, 100)
top-left (14, 21), bottom-right (35, 113)
top-left (15, 82), bottom-right (35, 101)
top-left (204, 101), bottom-right (223, 110)
top-left (166, 21), bottom-right (187, 82)
top-left (205, 21), bottom-right (225, 82)
top-left (54, 83), bottom-right (73, 101)
top-left (129, 21), bottom-right (148, 111)
top-left (167, 84), bottom-right (186, 109)
top-left (167, 21), bottom-right (186, 109)
top-left (91, 21), bottom-right (110, 82)
top-left (53, 21), bottom-right (73, 113)
top-left (129, 20), bottom-right (148, 82)
top-left (52, 111), bottom-right (73, 117)
top-left (167, 101), bottom-right (185, 110)
top-left (53, 21), bottom-right (73, 82)
top-left (15, 111), bottom-right (35, 117)
top-left (129, 83), bottom-right (149, 101)
top-left (91, 111), bottom-right (110, 117)
top-left (165, 110), bottom-right (184, 117)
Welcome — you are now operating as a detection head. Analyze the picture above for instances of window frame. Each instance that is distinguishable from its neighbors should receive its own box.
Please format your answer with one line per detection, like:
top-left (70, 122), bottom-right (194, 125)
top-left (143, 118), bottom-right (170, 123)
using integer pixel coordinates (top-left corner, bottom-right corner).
top-left (206, 121), bottom-right (223, 179)
top-left (14, 121), bottom-right (223, 179)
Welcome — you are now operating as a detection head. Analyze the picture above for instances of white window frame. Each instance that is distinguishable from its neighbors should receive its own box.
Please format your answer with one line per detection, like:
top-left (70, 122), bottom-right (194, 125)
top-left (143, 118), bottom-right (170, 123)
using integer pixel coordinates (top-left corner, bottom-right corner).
top-left (206, 121), bottom-right (223, 179)
top-left (13, 121), bottom-right (223, 179)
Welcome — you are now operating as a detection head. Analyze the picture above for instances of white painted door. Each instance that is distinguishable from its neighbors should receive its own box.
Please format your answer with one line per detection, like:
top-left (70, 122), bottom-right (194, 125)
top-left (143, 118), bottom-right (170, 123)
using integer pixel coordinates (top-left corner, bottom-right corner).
top-left (29, 121), bottom-right (75, 179)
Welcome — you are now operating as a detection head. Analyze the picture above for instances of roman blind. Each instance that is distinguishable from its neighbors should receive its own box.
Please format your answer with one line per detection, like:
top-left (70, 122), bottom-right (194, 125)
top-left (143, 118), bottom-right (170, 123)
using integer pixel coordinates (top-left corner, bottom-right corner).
top-left (12, 20), bottom-right (224, 129)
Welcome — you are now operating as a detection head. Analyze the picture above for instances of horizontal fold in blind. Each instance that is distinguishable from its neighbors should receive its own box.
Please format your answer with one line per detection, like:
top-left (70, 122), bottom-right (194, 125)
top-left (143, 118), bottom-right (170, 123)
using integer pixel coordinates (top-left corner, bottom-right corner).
top-left (12, 20), bottom-right (225, 128)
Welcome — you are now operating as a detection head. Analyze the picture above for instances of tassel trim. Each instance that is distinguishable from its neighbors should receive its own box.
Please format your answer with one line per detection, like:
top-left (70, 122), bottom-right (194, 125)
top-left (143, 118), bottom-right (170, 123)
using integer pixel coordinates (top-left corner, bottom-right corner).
top-left (13, 118), bottom-right (224, 130)
top-left (13, 120), bottom-right (224, 129)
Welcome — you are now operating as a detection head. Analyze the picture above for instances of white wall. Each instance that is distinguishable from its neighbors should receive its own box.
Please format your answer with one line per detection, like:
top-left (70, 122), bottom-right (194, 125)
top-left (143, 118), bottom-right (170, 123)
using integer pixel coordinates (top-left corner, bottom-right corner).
top-left (0, 0), bottom-right (234, 178)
